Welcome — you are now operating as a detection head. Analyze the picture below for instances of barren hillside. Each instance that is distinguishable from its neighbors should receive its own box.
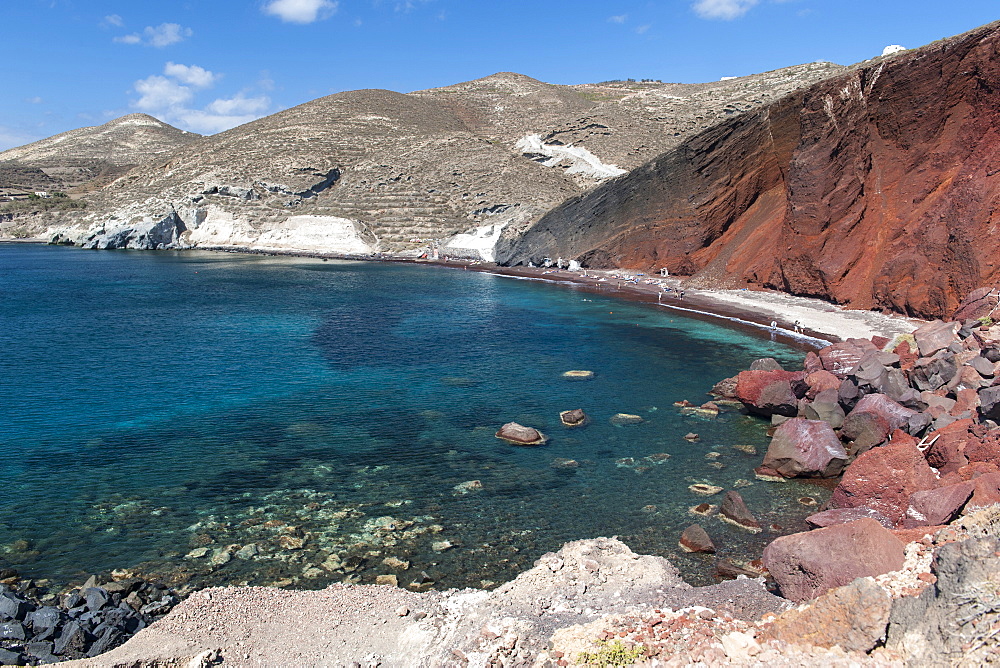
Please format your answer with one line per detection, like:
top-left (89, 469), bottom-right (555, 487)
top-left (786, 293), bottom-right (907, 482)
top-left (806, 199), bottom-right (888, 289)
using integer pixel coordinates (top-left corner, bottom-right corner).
top-left (1, 65), bottom-right (842, 257)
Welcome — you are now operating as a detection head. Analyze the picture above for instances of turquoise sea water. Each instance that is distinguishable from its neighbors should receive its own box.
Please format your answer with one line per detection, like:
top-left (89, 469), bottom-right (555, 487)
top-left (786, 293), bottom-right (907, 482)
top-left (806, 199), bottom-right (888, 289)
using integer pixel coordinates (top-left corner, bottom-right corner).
top-left (0, 245), bottom-right (828, 590)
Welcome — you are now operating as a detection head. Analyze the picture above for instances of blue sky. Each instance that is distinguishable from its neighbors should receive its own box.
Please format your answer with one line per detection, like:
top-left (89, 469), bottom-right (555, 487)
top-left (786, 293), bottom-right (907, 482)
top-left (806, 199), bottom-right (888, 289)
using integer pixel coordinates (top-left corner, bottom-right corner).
top-left (1, 0), bottom-right (997, 150)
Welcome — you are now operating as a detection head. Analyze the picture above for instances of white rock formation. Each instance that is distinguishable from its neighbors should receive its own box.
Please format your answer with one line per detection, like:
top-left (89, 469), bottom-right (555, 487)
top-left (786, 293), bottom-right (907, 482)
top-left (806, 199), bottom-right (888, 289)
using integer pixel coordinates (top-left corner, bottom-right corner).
top-left (515, 134), bottom-right (626, 180)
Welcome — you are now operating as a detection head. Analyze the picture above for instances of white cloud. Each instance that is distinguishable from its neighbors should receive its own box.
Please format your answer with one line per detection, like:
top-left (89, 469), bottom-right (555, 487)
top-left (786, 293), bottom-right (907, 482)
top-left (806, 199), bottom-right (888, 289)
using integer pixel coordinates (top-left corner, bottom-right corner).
top-left (164, 62), bottom-right (219, 89)
top-left (263, 0), bottom-right (338, 24)
top-left (114, 23), bottom-right (193, 47)
top-left (608, 14), bottom-right (627, 24)
top-left (129, 63), bottom-right (271, 135)
top-left (635, 24), bottom-right (651, 34)
top-left (692, 0), bottom-right (759, 20)
top-left (103, 14), bottom-right (124, 27)
top-left (205, 92), bottom-right (270, 116)
top-left (133, 75), bottom-right (195, 111)
top-left (25, 96), bottom-right (44, 104)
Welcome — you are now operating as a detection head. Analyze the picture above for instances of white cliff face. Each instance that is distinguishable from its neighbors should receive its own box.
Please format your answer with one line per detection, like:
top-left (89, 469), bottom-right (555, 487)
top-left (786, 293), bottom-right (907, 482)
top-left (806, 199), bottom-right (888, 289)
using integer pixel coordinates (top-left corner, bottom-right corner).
top-left (45, 204), bottom-right (375, 255)
top-left (515, 134), bottom-right (627, 180)
top-left (184, 210), bottom-right (374, 254)
top-left (442, 223), bottom-right (506, 262)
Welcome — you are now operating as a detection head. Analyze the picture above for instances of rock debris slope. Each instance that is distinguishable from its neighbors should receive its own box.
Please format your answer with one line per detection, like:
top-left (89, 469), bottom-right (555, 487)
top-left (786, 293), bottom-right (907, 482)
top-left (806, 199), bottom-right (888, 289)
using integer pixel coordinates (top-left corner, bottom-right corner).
top-left (3, 67), bottom-right (841, 257)
top-left (499, 21), bottom-right (1000, 320)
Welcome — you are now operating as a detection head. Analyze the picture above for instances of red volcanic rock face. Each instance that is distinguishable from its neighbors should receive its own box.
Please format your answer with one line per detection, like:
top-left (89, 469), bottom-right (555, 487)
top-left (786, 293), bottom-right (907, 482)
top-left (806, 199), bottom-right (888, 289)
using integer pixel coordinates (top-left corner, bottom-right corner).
top-left (505, 22), bottom-right (1000, 319)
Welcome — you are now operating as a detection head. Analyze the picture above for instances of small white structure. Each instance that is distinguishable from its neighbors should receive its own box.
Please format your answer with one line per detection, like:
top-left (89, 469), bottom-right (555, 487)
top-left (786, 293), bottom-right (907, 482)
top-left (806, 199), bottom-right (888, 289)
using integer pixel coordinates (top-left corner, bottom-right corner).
top-left (34, 191), bottom-right (51, 198)
top-left (568, 260), bottom-right (581, 272)
top-left (881, 45), bottom-right (906, 57)
top-left (660, 267), bottom-right (669, 277)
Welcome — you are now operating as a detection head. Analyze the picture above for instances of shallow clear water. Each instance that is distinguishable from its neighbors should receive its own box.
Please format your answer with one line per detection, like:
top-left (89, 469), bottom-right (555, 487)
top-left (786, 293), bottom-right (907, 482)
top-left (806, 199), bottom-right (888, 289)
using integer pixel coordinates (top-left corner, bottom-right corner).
top-left (0, 245), bottom-right (828, 590)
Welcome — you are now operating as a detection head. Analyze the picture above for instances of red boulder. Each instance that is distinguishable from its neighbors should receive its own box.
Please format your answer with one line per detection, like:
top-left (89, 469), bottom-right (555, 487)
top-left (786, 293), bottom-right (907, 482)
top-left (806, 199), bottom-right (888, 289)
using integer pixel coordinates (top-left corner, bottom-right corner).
top-left (734, 370), bottom-right (804, 417)
top-left (840, 394), bottom-right (918, 454)
top-left (902, 482), bottom-right (975, 528)
top-left (829, 441), bottom-right (938, 527)
top-left (762, 418), bottom-right (848, 478)
top-left (818, 341), bottom-right (873, 379)
top-left (924, 418), bottom-right (975, 475)
top-left (762, 519), bottom-right (906, 602)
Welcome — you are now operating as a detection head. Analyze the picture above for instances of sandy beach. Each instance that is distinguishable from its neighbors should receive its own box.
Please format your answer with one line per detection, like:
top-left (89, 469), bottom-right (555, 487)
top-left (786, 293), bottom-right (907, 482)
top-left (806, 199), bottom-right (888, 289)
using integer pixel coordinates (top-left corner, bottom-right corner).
top-left (433, 260), bottom-right (926, 348)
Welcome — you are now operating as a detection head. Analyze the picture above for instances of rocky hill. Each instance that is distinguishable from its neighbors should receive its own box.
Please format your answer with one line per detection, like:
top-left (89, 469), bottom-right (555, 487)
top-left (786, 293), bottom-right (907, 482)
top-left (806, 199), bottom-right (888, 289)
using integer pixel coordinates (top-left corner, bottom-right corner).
top-left (497, 21), bottom-right (1000, 320)
top-left (0, 65), bottom-right (841, 257)
top-left (0, 114), bottom-right (199, 192)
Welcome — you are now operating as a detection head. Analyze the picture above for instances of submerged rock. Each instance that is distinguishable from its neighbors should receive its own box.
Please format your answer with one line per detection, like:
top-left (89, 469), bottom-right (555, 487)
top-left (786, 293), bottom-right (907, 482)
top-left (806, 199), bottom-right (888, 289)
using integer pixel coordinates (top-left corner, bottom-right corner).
top-left (609, 413), bottom-right (643, 426)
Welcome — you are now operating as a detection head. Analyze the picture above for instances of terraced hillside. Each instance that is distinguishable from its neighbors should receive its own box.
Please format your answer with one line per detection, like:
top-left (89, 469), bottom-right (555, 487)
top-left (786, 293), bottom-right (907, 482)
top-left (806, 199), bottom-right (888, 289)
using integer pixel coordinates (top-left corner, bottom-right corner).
top-left (3, 66), bottom-right (844, 257)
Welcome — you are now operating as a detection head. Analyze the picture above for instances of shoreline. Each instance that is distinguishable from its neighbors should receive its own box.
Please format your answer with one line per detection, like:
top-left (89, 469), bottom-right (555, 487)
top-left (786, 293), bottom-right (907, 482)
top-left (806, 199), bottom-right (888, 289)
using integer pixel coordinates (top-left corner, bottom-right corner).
top-left (396, 258), bottom-right (925, 348)
top-left (2, 240), bottom-right (925, 346)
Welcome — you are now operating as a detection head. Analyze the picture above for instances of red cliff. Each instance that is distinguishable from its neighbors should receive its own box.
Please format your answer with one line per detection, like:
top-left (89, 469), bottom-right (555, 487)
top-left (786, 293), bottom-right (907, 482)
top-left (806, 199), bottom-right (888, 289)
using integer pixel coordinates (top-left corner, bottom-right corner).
top-left (497, 21), bottom-right (1000, 319)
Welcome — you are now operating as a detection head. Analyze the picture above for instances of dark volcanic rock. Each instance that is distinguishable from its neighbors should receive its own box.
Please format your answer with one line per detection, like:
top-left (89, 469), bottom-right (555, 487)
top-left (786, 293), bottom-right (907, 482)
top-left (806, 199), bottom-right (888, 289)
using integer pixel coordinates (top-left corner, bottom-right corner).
top-left (718, 491), bottom-right (761, 533)
top-left (678, 525), bottom-right (716, 553)
top-left (762, 519), bottom-right (905, 602)
top-left (762, 417), bottom-right (847, 478)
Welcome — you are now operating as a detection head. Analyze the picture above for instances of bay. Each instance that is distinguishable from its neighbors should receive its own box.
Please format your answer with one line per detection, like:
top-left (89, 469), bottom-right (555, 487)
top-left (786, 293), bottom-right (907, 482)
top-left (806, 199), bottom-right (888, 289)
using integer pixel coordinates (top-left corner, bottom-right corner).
top-left (0, 244), bottom-right (824, 589)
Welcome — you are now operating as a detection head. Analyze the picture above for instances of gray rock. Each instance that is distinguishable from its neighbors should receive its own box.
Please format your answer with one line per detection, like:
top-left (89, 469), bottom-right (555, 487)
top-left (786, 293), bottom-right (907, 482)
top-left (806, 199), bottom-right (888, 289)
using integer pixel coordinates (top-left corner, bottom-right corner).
top-left (0, 648), bottom-right (23, 665)
top-left (971, 355), bottom-right (996, 377)
top-left (0, 594), bottom-right (28, 621)
top-left (53, 620), bottom-right (88, 656)
top-left (82, 587), bottom-right (109, 612)
top-left (979, 385), bottom-right (1000, 421)
top-left (750, 357), bottom-right (784, 371)
top-left (0, 620), bottom-right (26, 640)
top-left (802, 388), bottom-right (846, 429)
top-left (886, 536), bottom-right (1000, 665)
top-left (27, 606), bottom-right (61, 630)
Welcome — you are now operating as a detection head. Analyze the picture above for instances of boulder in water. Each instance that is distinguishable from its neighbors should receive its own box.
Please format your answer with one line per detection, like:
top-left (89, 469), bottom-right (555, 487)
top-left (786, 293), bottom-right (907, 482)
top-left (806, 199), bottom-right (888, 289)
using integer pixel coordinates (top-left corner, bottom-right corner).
top-left (495, 422), bottom-right (547, 445)
top-left (559, 409), bottom-right (587, 426)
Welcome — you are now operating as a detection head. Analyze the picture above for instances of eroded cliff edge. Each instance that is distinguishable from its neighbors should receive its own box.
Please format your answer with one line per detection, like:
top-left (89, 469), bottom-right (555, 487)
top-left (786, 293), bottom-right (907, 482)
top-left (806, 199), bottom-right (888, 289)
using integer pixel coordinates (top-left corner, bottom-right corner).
top-left (497, 21), bottom-right (1000, 320)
